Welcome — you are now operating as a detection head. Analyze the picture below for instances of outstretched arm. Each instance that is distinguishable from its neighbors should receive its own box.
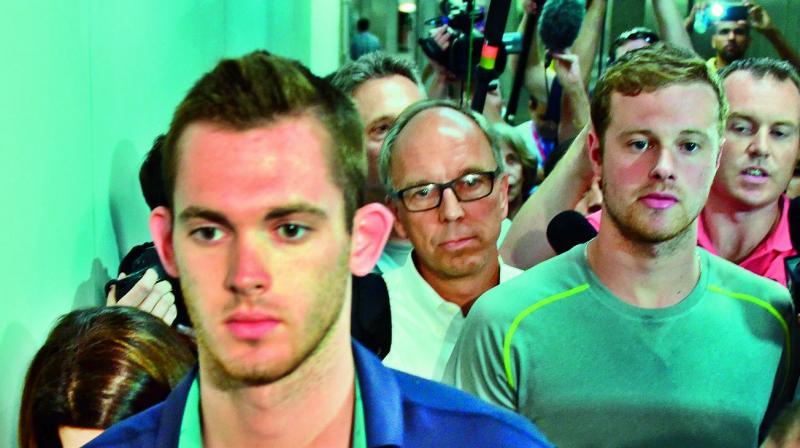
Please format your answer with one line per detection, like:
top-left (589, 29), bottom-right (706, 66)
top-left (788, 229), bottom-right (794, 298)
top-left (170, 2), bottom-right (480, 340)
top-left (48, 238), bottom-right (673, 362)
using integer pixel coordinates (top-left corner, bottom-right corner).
top-left (571, 0), bottom-right (607, 87)
top-left (652, 0), bottom-right (696, 54)
top-left (500, 125), bottom-right (595, 269)
top-left (555, 53), bottom-right (590, 142)
top-left (747, 0), bottom-right (800, 71)
top-left (509, 0), bottom-right (553, 106)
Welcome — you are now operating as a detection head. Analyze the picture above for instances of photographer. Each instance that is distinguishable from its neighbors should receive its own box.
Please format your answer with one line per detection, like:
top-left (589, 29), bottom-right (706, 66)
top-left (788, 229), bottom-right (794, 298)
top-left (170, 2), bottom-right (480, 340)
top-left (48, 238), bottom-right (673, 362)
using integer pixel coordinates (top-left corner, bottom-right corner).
top-left (105, 135), bottom-right (182, 327)
top-left (686, 0), bottom-right (800, 71)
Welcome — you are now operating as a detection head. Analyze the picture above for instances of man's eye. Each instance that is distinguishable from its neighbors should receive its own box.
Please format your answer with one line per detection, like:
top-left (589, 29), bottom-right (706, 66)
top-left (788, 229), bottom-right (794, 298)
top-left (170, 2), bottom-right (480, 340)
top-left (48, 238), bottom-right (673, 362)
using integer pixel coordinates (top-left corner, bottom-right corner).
top-left (772, 127), bottom-right (795, 139)
top-left (462, 174), bottom-right (481, 187)
top-left (681, 142), bottom-right (700, 153)
top-left (190, 227), bottom-right (224, 242)
top-left (412, 186), bottom-right (434, 198)
top-left (276, 223), bottom-right (310, 241)
top-left (629, 140), bottom-right (649, 151)
top-left (728, 121), bottom-right (753, 135)
top-left (369, 123), bottom-right (392, 140)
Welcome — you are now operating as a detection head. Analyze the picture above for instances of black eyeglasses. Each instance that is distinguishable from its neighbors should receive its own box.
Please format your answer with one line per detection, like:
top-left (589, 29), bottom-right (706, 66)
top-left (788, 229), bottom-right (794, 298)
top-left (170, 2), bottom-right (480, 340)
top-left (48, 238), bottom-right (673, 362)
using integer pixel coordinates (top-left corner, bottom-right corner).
top-left (392, 169), bottom-right (501, 212)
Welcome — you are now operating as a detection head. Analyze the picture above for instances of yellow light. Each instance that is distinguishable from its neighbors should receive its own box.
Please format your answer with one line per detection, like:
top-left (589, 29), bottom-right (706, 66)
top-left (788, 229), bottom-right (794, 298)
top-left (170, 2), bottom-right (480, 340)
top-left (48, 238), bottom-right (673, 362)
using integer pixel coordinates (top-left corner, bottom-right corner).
top-left (399, 2), bottom-right (417, 13)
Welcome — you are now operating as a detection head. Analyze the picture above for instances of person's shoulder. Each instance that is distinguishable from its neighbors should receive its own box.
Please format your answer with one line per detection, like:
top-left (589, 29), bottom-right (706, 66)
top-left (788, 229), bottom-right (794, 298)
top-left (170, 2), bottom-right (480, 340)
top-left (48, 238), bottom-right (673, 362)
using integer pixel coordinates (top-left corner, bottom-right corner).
top-left (392, 369), bottom-right (552, 446)
top-left (701, 248), bottom-right (791, 304)
top-left (476, 245), bottom-right (590, 317)
top-left (83, 402), bottom-right (165, 447)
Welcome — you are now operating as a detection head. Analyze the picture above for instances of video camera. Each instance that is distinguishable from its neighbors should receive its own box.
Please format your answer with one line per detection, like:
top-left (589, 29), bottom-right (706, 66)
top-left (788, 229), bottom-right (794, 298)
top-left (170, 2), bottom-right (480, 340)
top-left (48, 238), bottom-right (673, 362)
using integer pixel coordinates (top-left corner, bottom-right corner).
top-left (419, 0), bottom-right (520, 81)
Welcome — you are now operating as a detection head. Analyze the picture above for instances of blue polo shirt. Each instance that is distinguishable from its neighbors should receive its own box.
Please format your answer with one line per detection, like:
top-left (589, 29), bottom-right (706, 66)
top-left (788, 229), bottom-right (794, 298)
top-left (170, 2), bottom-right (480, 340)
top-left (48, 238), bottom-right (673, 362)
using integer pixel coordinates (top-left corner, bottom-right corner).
top-left (86, 341), bottom-right (552, 447)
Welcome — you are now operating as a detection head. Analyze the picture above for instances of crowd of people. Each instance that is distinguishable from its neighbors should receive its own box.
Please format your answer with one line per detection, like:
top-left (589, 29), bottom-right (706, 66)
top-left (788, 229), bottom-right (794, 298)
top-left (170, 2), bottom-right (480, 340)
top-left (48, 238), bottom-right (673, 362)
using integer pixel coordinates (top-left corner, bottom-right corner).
top-left (19, 0), bottom-right (800, 446)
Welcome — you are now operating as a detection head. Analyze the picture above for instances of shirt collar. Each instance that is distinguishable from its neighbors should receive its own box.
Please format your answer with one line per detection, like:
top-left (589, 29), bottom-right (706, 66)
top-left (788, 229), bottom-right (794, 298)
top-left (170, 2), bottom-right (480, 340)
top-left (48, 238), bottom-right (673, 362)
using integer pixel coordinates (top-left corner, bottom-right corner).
top-left (353, 341), bottom-right (404, 447)
top-left (178, 342), bottom-right (384, 448)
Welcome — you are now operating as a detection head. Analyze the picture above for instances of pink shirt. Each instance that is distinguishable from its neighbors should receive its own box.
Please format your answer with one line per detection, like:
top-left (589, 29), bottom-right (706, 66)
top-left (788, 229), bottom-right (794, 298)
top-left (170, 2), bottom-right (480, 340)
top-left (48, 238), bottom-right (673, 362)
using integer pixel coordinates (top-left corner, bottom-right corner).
top-left (584, 196), bottom-right (796, 286)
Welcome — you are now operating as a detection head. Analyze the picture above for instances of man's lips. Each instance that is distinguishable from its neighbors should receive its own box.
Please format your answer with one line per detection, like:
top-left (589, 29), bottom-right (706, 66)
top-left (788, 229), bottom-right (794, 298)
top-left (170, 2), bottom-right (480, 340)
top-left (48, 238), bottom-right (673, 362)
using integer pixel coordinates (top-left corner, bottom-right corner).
top-left (225, 311), bottom-right (280, 340)
top-left (740, 166), bottom-right (770, 184)
top-left (639, 193), bottom-right (678, 209)
top-left (440, 236), bottom-right (477, 251)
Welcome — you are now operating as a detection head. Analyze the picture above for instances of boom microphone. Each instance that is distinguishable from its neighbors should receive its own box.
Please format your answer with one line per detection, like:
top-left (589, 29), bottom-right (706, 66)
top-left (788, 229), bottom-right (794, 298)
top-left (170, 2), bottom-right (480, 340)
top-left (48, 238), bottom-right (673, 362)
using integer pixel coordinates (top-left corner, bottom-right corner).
top-left (546, 210), bottom-right (597, 254)
top-left (538, 0), bottom-right (585, 65)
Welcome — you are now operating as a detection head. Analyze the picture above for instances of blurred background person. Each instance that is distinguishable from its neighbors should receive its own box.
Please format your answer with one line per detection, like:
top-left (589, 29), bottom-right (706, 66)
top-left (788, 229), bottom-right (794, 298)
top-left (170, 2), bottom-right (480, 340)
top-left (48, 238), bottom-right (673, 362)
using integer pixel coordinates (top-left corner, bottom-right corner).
top-left (351, 17), bottom-right (381, 60)
top-left (491, 122), bottom-right (539, 219)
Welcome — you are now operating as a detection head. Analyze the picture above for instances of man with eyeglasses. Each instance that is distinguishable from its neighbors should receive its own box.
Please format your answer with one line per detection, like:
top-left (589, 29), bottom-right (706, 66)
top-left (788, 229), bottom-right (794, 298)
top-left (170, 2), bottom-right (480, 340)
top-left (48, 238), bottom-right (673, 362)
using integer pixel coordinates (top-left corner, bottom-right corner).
top-left (375, 99), bottom-right (521, 381)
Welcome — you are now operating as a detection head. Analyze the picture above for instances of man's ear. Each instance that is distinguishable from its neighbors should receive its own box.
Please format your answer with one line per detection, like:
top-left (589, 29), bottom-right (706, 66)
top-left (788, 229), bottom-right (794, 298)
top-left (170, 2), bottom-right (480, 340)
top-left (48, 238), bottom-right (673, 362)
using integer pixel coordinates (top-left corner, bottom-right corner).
top-left (587, 126), bottom-right (603, 179)
top-left (716, 137), bottom-right (725, 169)
top-left (350, 203), bottom-right (395, 276)
top-left (498, 172), bottom-right (509, 220)
top-left (150, 206), bottom-right (179, 277)
top-left (387, 199), bottom-right (409, 240)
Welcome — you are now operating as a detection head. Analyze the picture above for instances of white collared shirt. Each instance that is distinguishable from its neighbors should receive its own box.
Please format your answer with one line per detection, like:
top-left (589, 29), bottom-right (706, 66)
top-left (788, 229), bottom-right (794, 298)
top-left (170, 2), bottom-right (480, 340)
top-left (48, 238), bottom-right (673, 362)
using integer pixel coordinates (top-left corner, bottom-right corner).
top-left (382, 253), bottom-right (522, 381)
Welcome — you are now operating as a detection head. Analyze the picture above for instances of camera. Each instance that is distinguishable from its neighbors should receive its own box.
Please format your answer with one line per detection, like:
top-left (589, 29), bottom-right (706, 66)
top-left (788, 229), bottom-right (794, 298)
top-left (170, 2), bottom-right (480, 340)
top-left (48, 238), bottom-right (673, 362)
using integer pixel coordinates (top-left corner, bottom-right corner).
top-left (419, 0), bottom-right (518, 81)
top-left (694, 1), bottom-right (749, 34)
top-left (105, 242), bottom-right (191, 328)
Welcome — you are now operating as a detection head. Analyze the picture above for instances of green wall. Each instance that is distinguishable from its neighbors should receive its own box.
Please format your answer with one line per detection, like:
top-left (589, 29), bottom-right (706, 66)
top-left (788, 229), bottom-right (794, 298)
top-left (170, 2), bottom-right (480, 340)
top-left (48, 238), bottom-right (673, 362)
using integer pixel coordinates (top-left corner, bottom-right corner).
top-left (0, 0), bottom-right (341, 443)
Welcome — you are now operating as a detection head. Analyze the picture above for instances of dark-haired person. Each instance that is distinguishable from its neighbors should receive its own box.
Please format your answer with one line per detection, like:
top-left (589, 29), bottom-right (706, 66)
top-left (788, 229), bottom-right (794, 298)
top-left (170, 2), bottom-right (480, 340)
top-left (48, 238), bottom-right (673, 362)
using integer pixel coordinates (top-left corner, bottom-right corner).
top-left (86, 51), bottom-right (551, 447)
top-left (19, 307), bottom-right (195, 448)
top-left (350, 18), bottom-right (381, 60)
top-left (686, 1), bottom-right (800, 72)
top-left (448, 44), bottom-right (795, 447)
top-left (491, 122), bottom-right (539, 219)
top-left (106, 134), bottom-right (183, 327)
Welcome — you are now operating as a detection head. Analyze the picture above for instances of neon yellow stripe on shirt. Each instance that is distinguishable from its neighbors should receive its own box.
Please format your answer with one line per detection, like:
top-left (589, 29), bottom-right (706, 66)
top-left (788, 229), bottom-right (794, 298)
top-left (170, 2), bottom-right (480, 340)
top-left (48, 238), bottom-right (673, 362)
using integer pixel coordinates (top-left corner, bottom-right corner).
top-left (707, 284), bottom-right (791, 395)
top-left (503, 283), bottom-right (590, 390)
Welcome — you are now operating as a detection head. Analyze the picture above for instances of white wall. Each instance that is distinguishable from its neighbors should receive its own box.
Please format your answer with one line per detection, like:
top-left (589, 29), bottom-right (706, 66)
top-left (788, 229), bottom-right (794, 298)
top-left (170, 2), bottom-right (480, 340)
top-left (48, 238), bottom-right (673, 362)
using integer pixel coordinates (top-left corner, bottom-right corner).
top-left (0, 0), bottom-right (341, 443)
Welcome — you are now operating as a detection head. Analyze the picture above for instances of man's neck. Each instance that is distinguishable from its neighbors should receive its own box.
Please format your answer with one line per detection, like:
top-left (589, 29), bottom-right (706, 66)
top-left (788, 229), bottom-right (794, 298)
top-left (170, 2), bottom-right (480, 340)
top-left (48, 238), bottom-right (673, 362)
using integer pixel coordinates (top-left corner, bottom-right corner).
top-left (416, 253), bottom-right (501, 315)
top-left (587, 222), bottom-right (700, 309)
top-left (198, 327), bottom-right (355, 448)
top-left (701, 192), bottom-right (781, 263)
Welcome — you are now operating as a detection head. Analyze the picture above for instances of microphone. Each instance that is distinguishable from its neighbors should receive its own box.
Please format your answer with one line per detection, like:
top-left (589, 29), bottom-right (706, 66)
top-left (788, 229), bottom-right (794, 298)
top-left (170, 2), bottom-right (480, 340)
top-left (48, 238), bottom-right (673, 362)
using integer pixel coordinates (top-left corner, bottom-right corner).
top-left (538, 0), bottom-right (585, 66)
top-left (546, 210), bottom-right (597, 254)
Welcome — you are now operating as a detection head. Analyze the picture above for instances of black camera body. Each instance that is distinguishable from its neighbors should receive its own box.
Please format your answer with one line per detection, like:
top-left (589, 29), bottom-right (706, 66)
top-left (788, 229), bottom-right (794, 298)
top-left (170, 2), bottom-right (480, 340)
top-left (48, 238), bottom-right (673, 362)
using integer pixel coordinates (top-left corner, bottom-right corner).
top-left (105, 242), bottom-right (191, 328)
top-left (419, 2), bottom-right (513, 81)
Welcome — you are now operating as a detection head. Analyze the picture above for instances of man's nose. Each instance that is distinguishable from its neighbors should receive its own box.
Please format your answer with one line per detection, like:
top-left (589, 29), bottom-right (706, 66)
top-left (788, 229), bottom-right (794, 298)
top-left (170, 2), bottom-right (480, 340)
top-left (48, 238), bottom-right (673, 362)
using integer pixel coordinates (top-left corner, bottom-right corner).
top-left (649, 147), bottom-right (677, 182)
top-left (226, 233), bottom-right (272, 296)
top-left (438, 187), bottom-right (465, 222)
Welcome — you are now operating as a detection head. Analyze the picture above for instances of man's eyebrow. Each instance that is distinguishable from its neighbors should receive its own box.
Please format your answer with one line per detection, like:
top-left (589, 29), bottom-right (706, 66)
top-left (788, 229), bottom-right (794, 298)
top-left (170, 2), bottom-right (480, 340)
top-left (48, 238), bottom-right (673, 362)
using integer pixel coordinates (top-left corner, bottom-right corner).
top-left (367, 114), bottom-right (394, 127)
top-left (177, 204), bottom-right (328, 225)
top-left (618, 129), bottom-right (655, 138)
top-left (617, 129), bottom-right (710, 141)
top-left (729, 112), bottom-right (798, 127)
top-left (398, 166), bottom-right (497, 190)
top-left (264, 204), bottom-right (328, 220)
top-left (178, 207), bottom-right (232, 227)
top-left (678, 130), bottom-right (711, 140)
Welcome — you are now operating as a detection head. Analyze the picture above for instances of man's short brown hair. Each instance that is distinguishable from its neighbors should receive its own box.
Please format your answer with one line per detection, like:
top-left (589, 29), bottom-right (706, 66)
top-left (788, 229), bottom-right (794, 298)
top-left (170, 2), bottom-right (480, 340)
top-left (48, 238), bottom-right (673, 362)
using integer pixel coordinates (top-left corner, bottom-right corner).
top-left (591, 43), bottom-right (728, 144)
top-left (162, 51), bottom-right (366, 230)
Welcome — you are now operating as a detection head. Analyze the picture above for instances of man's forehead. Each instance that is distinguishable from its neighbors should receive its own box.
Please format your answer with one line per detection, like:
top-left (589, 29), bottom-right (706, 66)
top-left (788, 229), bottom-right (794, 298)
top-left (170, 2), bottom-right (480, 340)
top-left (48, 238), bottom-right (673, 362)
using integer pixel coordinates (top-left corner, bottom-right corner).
top-left (607, 84), bottom-right (720, 133)
top-left (392, 108), bottom-right (494, 180)
top-left (398, 108), bottom-right (486, 149)
top-left (715, 20), bottom-right (748, 31)
top-left (175, 118), bottom-right (338, 192)
top-left (724, 71), bottom-right (800, 121)
top-left (352, 75), bottom-right (424, 121)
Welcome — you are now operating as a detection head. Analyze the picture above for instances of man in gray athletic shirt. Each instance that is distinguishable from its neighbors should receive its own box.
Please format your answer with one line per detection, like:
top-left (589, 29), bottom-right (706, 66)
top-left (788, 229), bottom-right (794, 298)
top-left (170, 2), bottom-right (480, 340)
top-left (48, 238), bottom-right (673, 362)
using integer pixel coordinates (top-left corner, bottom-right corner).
top-left (446, 43), bottom-right (797, 447)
